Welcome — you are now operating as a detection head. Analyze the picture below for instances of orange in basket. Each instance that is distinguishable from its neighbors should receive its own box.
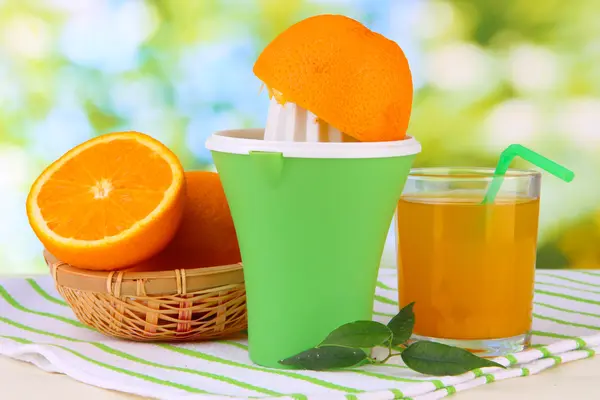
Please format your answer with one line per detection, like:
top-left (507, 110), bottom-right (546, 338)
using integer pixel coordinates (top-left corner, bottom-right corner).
top-left (125, 171), bottom-right (241, 272)
top-left (253, 14), bottom-right (413, 142)
top-left (27, 131), bottom-right (185, 271)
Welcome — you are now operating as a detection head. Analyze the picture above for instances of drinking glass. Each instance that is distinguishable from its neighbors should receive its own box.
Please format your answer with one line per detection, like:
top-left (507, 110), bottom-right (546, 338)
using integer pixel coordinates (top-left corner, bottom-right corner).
top-left (396, 167), bottom-right (541, 356)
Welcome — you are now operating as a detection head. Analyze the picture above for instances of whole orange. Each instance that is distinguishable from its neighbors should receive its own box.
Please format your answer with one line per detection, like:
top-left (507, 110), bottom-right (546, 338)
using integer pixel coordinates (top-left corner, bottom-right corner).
top-left (253, 14), bottom-right (413, 142)
top-left (125, 171), bottom-right (241, 271)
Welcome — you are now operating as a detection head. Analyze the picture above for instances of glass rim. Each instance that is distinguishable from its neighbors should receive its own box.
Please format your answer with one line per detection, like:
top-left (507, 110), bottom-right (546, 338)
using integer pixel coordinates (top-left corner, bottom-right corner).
top-left (408, 167), bottom-right (541, 181)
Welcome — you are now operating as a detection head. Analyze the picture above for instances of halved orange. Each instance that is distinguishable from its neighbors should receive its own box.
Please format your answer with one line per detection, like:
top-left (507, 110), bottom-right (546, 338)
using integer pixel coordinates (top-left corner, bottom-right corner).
top-left (253, 14), bottom-right (413, 142)
top-left (26, 131), bottom-right (185, 271)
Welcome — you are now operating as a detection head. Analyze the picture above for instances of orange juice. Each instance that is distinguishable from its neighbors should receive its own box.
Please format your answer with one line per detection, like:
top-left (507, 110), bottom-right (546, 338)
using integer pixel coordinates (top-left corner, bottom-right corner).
top-left (396, 193), bottom-right (539, 340)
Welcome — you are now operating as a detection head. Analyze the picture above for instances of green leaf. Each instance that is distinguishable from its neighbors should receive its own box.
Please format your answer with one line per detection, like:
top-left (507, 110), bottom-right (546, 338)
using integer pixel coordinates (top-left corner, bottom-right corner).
top-left (401, 341), bottom-right (506, 376)
top-left (320, 321), bottom-right (392, 348)
top-left (387, 302), bottom-right (415, 345)
top-left (279, 346), bottom-right (367, 370)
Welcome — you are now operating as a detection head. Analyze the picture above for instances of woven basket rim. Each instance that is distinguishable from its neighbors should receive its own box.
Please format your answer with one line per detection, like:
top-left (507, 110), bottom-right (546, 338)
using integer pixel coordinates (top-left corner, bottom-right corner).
top-left (44, 250), bottom-right (244, 297)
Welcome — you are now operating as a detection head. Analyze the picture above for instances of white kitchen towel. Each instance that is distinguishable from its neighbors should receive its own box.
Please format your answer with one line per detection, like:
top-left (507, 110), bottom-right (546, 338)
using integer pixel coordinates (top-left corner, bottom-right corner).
top-left (2, 269), bottom-right (600, 400)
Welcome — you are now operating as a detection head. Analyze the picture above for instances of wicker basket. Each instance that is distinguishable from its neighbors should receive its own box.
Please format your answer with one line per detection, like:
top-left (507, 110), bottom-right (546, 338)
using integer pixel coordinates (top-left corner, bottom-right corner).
top-left (44, 250), bottom-right (247, 341)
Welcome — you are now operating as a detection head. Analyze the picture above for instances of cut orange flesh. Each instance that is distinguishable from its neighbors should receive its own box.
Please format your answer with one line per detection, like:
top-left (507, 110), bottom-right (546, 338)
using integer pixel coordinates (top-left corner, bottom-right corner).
top-left (27, 131), bottom-right (185, 271)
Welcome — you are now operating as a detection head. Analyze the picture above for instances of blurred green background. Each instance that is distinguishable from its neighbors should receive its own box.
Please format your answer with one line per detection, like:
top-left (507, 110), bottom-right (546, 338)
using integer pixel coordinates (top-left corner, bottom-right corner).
top-left (1, 0), bottom-right (599, 274)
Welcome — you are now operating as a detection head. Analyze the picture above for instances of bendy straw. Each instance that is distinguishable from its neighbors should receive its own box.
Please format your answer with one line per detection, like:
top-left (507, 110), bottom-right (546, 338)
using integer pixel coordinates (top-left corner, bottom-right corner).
top-left (482, 144), bottom-right (574, 204)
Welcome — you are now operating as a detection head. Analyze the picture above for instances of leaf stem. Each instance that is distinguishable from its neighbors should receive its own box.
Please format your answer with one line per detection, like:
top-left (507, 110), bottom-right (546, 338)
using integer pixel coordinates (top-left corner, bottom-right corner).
top-left (374, 352), bottom-right (404, 364)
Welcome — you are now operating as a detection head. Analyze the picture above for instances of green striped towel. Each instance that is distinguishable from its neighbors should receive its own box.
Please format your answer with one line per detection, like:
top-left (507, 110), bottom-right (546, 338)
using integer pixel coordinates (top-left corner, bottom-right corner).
top-left (1, 270), bottom-right (600, 400)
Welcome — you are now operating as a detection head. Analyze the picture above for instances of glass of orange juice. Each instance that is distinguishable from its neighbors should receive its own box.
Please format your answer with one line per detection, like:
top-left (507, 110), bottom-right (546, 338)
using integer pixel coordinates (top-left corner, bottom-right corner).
top-left (396, 167), bottom-right (541, 356)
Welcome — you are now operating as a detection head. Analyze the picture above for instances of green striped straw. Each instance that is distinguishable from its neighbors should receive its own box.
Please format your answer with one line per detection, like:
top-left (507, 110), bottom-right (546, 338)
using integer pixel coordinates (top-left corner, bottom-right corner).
top-left (482, 144), bottom-right (575, 204)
